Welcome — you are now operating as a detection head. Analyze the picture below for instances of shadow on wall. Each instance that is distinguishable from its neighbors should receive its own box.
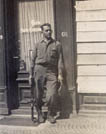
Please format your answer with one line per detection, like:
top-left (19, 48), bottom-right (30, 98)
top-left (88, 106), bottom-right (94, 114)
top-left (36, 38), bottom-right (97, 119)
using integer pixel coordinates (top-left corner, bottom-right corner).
top-left (57, 67), bottom-right (73, 119)
top-left (59, 88), bottom-right (73, 119)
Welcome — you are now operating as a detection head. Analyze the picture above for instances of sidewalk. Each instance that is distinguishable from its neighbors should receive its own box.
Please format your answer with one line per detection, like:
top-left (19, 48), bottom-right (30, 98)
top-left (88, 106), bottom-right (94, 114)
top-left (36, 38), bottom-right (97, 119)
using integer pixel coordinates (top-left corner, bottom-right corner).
top-left (0, 114), bottom-right (106, 134)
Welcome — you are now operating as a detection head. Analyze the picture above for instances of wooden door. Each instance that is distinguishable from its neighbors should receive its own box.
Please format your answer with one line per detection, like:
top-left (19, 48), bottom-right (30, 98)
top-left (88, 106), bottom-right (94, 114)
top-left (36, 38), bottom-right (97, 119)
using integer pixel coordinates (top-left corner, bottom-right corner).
top-left (55, 0), bottom-right (75, 91)
top-left (55, 0), bottom-right (76, 114)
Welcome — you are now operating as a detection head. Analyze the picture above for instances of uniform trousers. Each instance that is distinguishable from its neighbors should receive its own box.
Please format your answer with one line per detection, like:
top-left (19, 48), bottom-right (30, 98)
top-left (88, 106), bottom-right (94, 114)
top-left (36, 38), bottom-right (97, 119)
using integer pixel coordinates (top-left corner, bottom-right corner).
top-left (33, 64), bottom-right (59, 115)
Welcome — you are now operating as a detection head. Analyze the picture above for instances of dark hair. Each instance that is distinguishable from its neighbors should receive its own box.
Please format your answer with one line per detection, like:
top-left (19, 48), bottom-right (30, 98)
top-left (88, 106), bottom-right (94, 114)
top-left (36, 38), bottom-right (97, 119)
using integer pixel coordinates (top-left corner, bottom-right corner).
top-left (40, 23), bottom-right (51, 31)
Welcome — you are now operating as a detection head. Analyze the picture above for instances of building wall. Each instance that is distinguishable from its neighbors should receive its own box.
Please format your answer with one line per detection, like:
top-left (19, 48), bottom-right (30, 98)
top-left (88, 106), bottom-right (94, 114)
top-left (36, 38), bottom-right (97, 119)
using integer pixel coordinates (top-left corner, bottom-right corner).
top-left (76, 0), bottom-right (106, 93)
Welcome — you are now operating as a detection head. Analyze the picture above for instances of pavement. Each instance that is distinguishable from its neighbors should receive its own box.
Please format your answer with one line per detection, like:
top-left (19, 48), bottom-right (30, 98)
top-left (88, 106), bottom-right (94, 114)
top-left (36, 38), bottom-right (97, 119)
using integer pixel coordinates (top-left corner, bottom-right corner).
top-left (0, 114), bottom-right (106, 134)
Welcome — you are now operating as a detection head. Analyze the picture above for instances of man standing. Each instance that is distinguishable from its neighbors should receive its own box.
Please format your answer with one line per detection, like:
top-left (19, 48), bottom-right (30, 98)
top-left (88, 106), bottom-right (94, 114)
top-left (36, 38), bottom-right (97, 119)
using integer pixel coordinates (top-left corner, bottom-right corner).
top-left (29, 23), bottom-right (63, 124)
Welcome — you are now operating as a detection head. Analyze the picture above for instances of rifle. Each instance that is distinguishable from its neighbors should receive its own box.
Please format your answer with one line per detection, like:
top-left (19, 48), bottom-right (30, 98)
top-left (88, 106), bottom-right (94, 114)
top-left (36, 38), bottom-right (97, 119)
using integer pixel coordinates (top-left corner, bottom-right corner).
top-left (30, 77), bottom-right (38, 122)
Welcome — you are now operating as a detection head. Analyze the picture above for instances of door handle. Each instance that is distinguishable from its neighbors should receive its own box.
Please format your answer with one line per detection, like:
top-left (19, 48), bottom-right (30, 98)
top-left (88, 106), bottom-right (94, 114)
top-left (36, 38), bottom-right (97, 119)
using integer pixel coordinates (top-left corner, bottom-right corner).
top-left (13, 56), bottom-right (19, 59)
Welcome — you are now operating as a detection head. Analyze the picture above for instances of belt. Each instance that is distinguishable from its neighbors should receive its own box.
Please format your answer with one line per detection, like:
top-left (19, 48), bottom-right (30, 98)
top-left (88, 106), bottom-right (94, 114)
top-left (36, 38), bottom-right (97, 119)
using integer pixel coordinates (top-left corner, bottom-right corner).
top-left (36, 63), bottom-right (56, 68)
top-left (36, 63), bottom-right (47, 66)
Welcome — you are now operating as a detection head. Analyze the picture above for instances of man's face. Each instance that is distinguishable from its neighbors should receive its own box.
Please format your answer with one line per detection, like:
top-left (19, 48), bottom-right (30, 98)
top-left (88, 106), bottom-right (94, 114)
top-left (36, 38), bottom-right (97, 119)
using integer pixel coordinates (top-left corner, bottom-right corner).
top-left (42, 25), bottom-right (52, 40)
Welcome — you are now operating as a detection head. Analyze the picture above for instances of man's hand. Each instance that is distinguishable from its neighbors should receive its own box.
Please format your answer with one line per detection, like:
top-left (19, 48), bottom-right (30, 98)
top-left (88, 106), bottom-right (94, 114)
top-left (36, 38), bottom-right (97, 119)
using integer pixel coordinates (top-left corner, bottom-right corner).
top-left (58, 75), bottom-right (63, 84)
top-left (58, 75), bottom-right (63, 95)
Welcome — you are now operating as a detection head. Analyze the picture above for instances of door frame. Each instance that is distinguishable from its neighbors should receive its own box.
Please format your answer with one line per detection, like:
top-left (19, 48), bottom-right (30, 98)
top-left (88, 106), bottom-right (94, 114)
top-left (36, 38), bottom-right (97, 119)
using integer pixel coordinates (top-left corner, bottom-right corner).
top-left (4, 0), bottom-right (78, 114)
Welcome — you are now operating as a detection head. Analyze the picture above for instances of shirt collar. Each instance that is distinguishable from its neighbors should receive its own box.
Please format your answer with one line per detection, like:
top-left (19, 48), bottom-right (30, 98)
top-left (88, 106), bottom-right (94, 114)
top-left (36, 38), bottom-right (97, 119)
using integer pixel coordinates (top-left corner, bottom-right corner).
top-left (40, 38), bottom-right (54, 44)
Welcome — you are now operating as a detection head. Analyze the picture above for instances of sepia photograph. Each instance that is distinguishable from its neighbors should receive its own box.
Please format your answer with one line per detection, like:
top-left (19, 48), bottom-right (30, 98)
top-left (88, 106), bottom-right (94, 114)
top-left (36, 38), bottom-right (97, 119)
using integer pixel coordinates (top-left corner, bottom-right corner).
top-left (0, 0), bottom-right (106, 134)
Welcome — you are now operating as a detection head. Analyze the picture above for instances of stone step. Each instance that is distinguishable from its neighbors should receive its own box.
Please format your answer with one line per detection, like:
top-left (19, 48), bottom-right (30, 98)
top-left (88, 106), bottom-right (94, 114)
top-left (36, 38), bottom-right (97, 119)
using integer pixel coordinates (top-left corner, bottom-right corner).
top-left (83, 96), bottom-right (106, 104)
top-left (17, 71), bottom-right (29, 78)
top-left (80, 104), bottom-right (106, 111)
top-left (79, 109), bottom-right (106, 116)
top-left (11, 108), bottom-right (33, 115)
top-left (11, 106), bottom-right (48, 115)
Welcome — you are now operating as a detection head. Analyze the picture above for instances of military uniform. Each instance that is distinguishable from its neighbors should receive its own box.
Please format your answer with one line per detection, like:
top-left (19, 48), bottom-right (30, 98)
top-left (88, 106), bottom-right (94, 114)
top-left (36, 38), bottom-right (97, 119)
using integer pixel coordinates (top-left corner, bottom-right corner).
top-left (30, 38), bottom-right (63, 116)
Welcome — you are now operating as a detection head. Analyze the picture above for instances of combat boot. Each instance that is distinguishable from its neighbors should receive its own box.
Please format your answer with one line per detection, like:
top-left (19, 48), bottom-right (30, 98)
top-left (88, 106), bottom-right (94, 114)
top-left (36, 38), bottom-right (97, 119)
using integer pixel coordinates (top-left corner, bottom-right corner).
top-left (38, 110), bottom-right (45, 123)
top-left (47, 111), bottom-right (56, 124)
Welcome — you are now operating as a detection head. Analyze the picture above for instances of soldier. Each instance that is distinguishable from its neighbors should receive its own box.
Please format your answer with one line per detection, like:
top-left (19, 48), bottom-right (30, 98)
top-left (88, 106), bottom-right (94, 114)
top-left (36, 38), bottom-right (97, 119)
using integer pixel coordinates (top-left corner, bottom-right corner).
top-left (29, 23), bottom-right (63, 124)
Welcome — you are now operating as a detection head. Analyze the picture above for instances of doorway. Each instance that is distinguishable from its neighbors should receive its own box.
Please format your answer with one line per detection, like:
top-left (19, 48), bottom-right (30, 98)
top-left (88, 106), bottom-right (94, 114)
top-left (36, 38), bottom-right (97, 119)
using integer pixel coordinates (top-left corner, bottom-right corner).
top-left (6, 0), bottom-right (76, 114)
